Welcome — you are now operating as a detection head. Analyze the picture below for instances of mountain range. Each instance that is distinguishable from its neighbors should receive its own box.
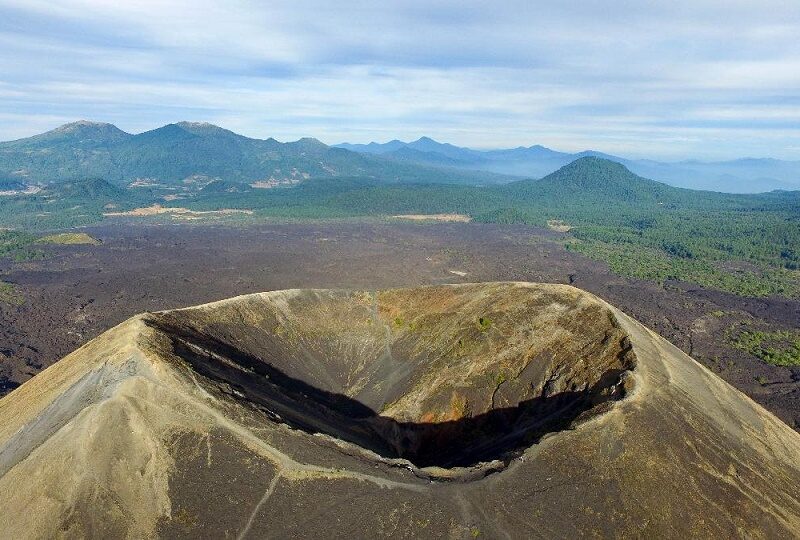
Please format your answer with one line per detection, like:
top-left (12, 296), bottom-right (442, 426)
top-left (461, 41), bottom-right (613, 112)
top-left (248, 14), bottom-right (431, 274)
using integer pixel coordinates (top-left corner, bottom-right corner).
top-left (0, 121), bottom-right (509, 188)
top-left (1, 121), bottom-right (797, 193)
top-left (337, 137), bottom-right (800, 193)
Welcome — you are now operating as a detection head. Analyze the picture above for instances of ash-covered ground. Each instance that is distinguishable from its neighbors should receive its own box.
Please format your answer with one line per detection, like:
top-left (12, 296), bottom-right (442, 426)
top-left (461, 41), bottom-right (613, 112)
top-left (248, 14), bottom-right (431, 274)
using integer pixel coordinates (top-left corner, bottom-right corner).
top-left (1, 221), bottom-right (798, 429)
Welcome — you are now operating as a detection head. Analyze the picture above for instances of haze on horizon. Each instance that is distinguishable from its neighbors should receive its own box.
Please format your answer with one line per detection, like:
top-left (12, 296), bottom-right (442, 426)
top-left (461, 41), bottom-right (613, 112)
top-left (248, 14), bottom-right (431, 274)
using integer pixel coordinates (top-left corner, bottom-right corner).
top-left (1, 0), bottom-right (799, 161)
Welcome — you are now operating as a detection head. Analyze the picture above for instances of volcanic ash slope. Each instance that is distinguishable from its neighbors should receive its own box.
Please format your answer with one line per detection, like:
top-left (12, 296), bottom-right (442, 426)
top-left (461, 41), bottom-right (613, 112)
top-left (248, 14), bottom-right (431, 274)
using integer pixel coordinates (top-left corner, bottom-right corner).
top-left (0, 283), bottom-right (799, 539)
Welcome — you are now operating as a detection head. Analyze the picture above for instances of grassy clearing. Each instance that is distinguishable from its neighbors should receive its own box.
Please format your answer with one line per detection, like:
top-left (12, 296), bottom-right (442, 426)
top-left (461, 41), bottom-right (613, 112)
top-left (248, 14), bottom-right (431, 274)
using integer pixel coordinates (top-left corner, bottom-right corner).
top-left (36, 232), bottom-right (100, 245)
top-left (546, 219), bottom-right (572, 232)
top-left (565, 239), bottom-right (800, 298)
top-left (0, 281), bottom-right (24, 306)
top-left (1, 230), bottom-right (100, 262)
top-left (728, 328), bottom-right (800, 367)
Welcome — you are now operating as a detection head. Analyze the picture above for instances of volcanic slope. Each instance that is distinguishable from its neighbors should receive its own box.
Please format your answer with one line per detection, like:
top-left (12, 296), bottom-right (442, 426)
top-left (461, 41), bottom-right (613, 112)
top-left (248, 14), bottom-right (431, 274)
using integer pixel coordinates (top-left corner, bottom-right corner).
top-left (1, 283), bottom-right (799, 538)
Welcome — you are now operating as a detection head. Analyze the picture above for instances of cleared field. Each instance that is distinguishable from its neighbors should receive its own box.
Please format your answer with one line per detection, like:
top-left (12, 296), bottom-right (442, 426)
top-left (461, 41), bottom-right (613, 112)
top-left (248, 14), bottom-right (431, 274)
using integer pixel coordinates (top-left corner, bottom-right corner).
top-left (103, 204), bottom-right (253, 217)
top-left (391, 213), bottom-right (471, 222)
top-left (36, 233), bottom-right (99, 245)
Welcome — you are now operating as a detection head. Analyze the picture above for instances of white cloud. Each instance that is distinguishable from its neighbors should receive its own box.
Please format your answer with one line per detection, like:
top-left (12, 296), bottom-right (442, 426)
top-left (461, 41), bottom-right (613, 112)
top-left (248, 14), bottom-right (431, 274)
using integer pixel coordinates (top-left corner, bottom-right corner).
top-left (0, 0), bottom-right (798, 159)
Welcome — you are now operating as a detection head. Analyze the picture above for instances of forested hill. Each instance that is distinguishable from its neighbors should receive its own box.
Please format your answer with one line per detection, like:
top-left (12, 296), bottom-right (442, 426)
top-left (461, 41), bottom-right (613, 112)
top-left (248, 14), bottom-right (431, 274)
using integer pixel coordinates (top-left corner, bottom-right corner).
top-left (500, 156), bottom-right (799, 212)
top-left (502, 156), bottom-right (677, 202)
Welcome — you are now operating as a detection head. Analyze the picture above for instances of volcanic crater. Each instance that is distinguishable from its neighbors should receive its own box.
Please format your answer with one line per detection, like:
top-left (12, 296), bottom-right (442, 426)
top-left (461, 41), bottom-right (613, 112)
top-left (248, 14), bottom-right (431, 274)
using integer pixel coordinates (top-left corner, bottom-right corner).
top-left (145, 284), bottom-right (637, 473)
top-left (4, 283), bottom-right (799, 538)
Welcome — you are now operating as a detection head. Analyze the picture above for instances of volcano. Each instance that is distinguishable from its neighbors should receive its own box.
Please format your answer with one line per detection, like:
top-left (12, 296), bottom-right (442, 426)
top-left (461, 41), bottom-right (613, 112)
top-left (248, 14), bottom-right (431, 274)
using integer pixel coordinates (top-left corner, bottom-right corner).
top-left (1, 283), bottom-right (798, 538)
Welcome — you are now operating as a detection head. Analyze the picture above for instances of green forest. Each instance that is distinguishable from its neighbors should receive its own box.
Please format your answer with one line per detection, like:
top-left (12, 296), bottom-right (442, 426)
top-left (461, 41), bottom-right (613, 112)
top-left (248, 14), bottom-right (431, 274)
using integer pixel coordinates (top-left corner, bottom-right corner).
top-left (1, 157), bottom-right (798, 298)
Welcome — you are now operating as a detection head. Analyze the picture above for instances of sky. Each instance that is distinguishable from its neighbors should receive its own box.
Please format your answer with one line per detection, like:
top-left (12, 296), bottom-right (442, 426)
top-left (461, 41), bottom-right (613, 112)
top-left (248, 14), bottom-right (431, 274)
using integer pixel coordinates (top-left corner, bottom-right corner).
top-left (1, 0), bottom-right (799, 160)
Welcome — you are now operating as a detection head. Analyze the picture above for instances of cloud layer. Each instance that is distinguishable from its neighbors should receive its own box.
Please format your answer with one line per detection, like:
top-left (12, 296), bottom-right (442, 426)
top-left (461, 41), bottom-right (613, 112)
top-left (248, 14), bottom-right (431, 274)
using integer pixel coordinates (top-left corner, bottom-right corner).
top-left (1, 0), bottom-right (799, 159)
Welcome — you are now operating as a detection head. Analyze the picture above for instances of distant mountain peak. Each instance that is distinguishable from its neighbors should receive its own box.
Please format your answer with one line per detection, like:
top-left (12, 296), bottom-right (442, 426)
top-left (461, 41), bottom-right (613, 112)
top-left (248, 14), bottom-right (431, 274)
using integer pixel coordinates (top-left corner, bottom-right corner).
top-left (504, 155), bottom-right (675, 203)
top-left (292, 137), bottom-right (328, 149)
top-left (540, 156), bottom-right (660, 192)
top-left (172, 121), bottom-right (240, 137)
top-left (56, 120), bottom-right (118, 130)
top-left (557, 155), bottom-right (634, 177)
top-left (174, 121), bottom-right (229, 131)
top-left (175, 121), bottom-right (217, 128)
top-left (567, 155), bottom-right (626, 167)
top-left (25, 120), bottom-right (131, 145)
top-left (49, 121), bottom-right (128, 137)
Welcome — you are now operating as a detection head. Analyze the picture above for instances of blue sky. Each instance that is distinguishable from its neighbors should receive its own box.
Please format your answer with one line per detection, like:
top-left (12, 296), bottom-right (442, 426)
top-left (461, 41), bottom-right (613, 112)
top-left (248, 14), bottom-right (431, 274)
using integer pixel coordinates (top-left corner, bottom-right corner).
top-left (1, 0), bottom-right (799, 160)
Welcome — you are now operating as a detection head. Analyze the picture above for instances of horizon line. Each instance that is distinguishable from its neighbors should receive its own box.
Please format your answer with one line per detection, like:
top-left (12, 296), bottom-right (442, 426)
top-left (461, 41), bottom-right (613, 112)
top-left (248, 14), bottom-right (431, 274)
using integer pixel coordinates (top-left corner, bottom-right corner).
top-left (3, 119), bottom-right (797, 165)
